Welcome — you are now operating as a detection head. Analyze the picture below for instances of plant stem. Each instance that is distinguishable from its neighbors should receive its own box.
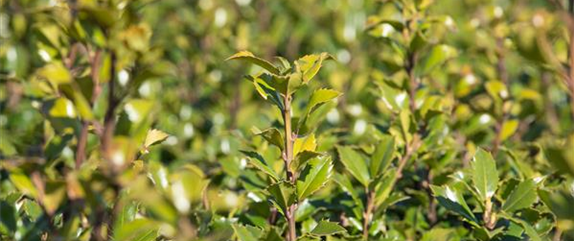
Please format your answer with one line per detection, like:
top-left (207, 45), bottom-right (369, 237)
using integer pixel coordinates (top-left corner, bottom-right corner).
top-left (102, 51), bottom-right (118, 161)
top-left (362, 189), bottom-right (375, 240)
top-left (75, 49), bottom-right (102, 169)
top-left (282, 94), bottom-right (297, 241)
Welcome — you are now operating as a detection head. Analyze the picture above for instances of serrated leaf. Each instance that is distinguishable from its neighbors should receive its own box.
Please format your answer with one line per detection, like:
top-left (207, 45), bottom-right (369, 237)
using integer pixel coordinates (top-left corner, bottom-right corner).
top-left (502, 178), bottom-right (537, 213)
top-left (431, 184), bottom-right (478, 225)
top-left (336, 146), bottom-right (370, 187)
top-left (296, 156), bottom-right (333, 200)
top-left (227, 51), bottom-right (280, 75)
top-left (296, 53), bottom-right (332, 83)
top-left (241, 151), bottom-right (280, 181)
top-left (253, 127), bottom-right (284, 151)
top-left (499, 213), bottom-right (542, 241)
top-left (144, 129), bottom-right (169, 148)
top-left (472, 148), bottom-right (499, 201)
top-left (309, 221), bottom-right (346, 236)
top-left (293, 134), bottom-right (317, 157)
top-left (292, 150), bottom-right (322, 171)
top-left (371, 135), bottom-right (396, 177)
top-left (266, 181), bottom-right (296, 215)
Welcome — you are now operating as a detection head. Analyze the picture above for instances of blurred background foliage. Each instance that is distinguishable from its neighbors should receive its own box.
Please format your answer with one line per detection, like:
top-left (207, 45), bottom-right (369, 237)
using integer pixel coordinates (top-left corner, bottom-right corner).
top-left (1, 0), bottom-right (574, 240)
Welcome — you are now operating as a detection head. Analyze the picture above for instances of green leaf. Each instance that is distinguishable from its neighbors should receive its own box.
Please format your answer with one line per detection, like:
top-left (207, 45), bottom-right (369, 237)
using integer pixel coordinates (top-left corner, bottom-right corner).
top-left (336, 146), bottom-right (370, 187)
top-left (266, 181), bottom-right (296, 215)
top-left (232, 224), bottom-right (263, 241)
top-left (292, 150), bottom-right (322, 171)
top-left (296, 156), bottom-right (333, 200)
top-left (227, 51), bottom-right (280, 75)
top-left (305, 88), bottom-right (341, 117)
top-left (37, 62), bottom-right (72, 87)
top-left (113, 219), bottom-right (159, 241)
top-left (253, 127), bottom-right (284, 151)
top-left (499, 119), bottom-right (519, 142)
top-left (499, 213), bottom-right (542, 241)
top-left (471, 148), bottom-right (499, 202)
top-left (296, 53), bottom-right (332, 83)
top-left (293, 134), bottom-right (317, 157)
top-left (370, 135), bottom-right (396, 178)
top-left (415, 44), bottom-right (457, 77)
top-left (0, 201), bottom-right (17, 234)
top-left (309, 220), bottom-right (346, 236)
top-left (241, 151), bottom-right (280, 181)
top-left (502, 178), bottom-right (537, 213)
top-left (485, 80), bottom-right (508, 100)
top-left (545, 136), bottom-right (574, 177)
top-left (374, 171), bottom-right (398, 207)
top-left (43, 180), bottom-right (67, 215)
top-left (9, 169), bottom-right (38, 198)
top-left (143, 129), bottom-right (169, 149)
top-left (431, 184), bottom-right (478, 225)
top-left (333, 173), bottom-right (363, 211)
top-left (246, 74), bottom-right (284, 109)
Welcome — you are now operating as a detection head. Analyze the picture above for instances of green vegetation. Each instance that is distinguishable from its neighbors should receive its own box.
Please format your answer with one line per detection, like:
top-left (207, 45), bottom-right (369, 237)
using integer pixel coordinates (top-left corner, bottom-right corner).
top-left (1, 0), bottom-right (574, 240)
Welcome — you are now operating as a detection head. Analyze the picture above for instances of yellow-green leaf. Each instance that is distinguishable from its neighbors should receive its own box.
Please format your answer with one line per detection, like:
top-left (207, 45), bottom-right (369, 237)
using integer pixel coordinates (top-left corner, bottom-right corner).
top-left (500, 119), bottom-right (519, 142)
top-left (293, 134), bottom-right (317, 157)
top-left (144, 129), bottom-right (169, 149)
top-left (296, 52), bottom-right (332, 83)
top-left (227, 51), bottom-right (280, 75)
top-left (336, 146), bottom-right (370, 187)
top-left (37, 62), bottom-right (72, 87)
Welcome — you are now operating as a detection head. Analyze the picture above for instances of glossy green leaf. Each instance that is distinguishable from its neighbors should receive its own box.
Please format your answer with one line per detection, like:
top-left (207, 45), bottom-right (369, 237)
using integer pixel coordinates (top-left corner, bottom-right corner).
top-left (253, 127), bottom-right (284, 151)
top-left (266, 181), bottom-right (296, 215)
top-left (309, 220), bottom-right (346, 236)
top-left (502, 178), bottom-right (537, 213)
top-left (336, 146), bottom-right (370, 187)
top-left (241, 151), bottom-right (280, 181)
top-left (296, 156), bottom-right (333, 200)
top-left (472, 148), bottom-right (499, 201)
top-left (370, 135), bottom-right (396, 177)
top-left (431, 184), bottom-right (478, 225)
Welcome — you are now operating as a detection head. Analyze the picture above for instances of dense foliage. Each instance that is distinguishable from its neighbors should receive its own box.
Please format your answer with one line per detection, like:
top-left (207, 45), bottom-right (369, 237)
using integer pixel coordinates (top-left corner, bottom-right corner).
top-left (1, 0), bottom-right (574, 240)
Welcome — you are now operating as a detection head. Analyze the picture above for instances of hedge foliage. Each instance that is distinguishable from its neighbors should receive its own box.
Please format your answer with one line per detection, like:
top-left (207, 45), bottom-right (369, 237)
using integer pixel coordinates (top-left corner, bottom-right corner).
top-left (1, 0), bottom-right (574, 240)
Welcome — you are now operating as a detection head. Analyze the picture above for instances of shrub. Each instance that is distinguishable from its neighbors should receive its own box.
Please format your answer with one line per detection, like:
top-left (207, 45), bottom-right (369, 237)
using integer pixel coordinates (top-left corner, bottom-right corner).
top-left (1, 0), bottom-right (573, 241)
